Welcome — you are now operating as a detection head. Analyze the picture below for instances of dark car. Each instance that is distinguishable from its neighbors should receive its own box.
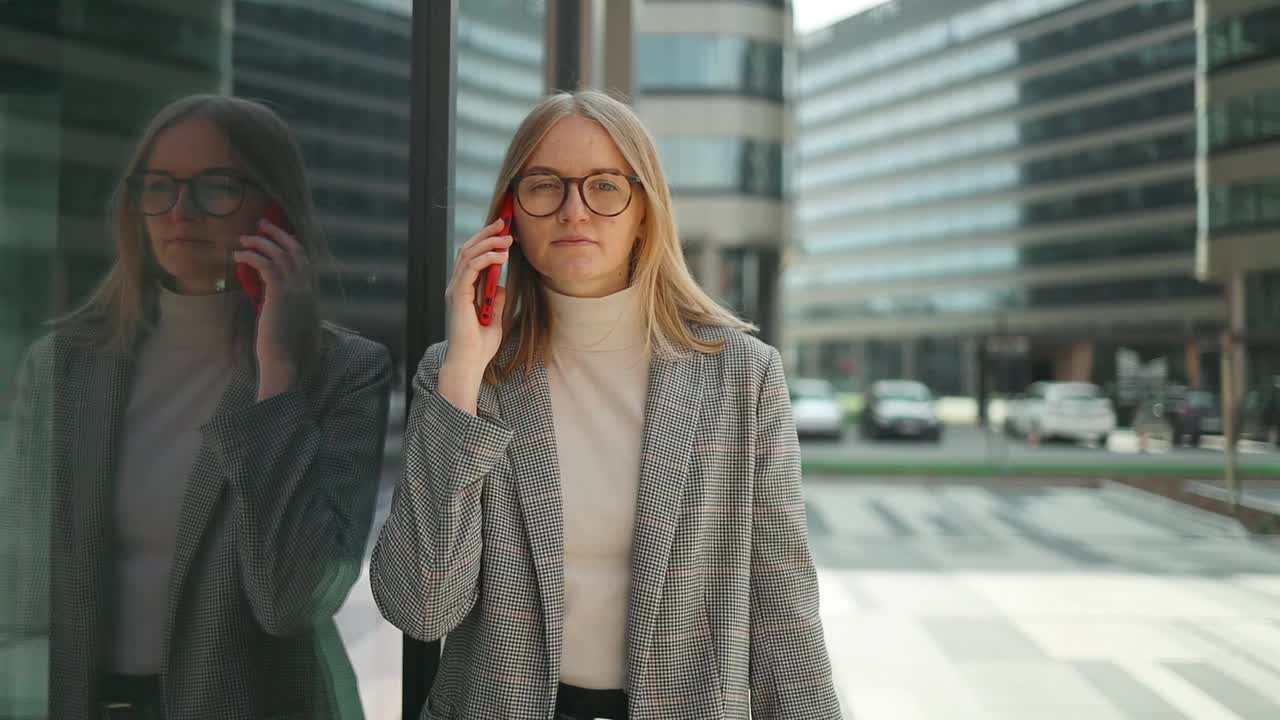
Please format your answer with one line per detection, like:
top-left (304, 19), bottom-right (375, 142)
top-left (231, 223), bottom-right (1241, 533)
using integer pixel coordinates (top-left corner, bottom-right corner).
top-left (1133, 387), bottom-right (1222, 447)
top-left (860, 380), bottom-right (943, 442)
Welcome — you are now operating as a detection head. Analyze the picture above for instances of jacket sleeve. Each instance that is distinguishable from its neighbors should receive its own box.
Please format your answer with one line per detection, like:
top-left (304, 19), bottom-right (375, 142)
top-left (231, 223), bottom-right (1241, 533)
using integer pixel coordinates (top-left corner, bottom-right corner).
top-left (0, 339), bottom-right (54, 704)
top-left (369, 342), bottom-right (513, 641)
top-left (203, 338), bottom-right (392, 637)
top-left (748, 347), bottom-right (844, 720)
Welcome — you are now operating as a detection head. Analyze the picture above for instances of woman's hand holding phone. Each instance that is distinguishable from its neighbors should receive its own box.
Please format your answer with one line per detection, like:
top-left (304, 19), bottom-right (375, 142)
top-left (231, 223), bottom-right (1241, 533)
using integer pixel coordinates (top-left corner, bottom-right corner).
top-left (234, 217), bottom-right (320, 401)
top-left (438, 217), bottom-right (512, 415)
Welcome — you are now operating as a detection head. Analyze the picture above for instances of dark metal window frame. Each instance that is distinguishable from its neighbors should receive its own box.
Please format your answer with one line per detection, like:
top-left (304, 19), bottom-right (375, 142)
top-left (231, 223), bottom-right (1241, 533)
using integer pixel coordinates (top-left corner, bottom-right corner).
top-left (402, 1), bottom-right (574, 714)
top-left (402, 0), bottom-right (456, 716)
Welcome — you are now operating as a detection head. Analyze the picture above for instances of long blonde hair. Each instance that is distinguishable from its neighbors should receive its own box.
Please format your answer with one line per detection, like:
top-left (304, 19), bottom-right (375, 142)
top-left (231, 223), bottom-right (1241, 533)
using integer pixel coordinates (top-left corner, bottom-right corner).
top-left (66, 94), bottom-right (325, 361)
top-left (487, 91), bottom-right (754, 383)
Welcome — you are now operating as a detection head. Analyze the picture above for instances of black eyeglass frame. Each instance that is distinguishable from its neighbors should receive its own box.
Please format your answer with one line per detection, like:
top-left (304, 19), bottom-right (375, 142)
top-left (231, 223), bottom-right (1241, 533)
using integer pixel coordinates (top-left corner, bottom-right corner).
top-left (508, 172), bottom-right (643, 218)
top-left (126, 169), bottom-right (262, 217)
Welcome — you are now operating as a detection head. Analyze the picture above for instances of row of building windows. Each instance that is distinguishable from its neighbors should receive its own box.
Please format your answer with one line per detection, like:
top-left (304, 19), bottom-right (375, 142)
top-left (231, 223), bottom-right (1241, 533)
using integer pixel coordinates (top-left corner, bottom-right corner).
top-left (1017, 0), bottom-right (1192, 64)
top-left (236, 1), bottom-right (413, 61)
top-left (787, 224), bottom-right (1197, 290)
top-left (800, 128), bottom-right (1195, 222)
top-left (1021, 83), bottom-right (1193, 144)
top-left (1023, 129), bottom-right (1194, 184)
top-left (1209, 175), bottom-right (1280, 232)
top-left (231, 40), bottom-right (410, 104)
top-left (801, 69), bottom-right (1192, 162)
top-left (1207, 87), bottom-right (1280, 152)
top-left (799, 0), bottom-right (1085, 95)
top-left (793, 82), bottom-right (1192, 188)
top-left (656, 136), bottom-right (784, 198)
top-left (791, 274), bottom-right (1218, 322)
top-left (1207, 4), bottom-right (1280, 71)
top-left (1020, 34), bottom-right (1194, 105)
top-left (5, 1), bottom-right (225, 74)
top-left (1025, 178), bottom-right (1194, 225)
top-left (801, 24), bottom-right (1194, 131)
top-left (797, 122), bottom-right (1018, 190)
top-left (801, 177), bottom-right (1195, 254)
top-left (637, 34), bottom-right (784, 101)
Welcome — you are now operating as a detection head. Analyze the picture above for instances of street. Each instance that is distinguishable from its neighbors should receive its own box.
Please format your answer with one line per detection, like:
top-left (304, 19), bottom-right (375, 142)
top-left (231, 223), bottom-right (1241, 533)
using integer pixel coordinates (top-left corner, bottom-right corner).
top-left (800, 425), bottom-right (1280, 470)
top-left (809, 480), bottom-right (1280, 719)
top-left (334, 469), bottom-right (1280, 719)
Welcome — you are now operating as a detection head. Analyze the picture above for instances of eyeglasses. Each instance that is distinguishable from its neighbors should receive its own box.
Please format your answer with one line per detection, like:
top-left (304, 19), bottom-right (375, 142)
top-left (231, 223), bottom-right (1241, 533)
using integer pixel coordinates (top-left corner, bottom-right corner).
top-left (126, 169), bottom-right (257, 217)
top-left (511, 172), bottom-right (642, 218)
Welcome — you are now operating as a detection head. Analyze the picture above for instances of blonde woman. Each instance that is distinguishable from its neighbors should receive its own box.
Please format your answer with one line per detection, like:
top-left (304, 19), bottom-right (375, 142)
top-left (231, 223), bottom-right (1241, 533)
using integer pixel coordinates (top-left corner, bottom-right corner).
top-left (1, 94), bottom-right (390, 718)
top-left (371, 91), bottom-right (839, 720)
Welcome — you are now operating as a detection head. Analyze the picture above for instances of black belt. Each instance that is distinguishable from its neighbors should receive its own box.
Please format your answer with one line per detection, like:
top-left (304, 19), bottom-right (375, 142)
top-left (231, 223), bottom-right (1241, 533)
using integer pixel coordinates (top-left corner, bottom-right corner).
top-left (99, 674), bottom-right (164, 720)
top-left (555, 682), bottom-right (629, 720)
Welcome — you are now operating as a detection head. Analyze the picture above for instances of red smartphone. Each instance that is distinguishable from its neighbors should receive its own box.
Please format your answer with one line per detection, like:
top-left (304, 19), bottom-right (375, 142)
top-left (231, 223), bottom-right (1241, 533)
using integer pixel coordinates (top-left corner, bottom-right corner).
top-left (237, 204), bottom-right (291, 312)
top-left (477, 194), bottom-right (513, 326)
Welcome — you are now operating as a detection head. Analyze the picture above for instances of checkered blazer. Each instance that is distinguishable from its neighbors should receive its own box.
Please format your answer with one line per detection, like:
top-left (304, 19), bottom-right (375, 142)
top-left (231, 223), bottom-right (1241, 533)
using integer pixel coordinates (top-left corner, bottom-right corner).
top-left (0, 320), bottom-right (391, 719)
top-left (371, 324), bottom-right (842, 720)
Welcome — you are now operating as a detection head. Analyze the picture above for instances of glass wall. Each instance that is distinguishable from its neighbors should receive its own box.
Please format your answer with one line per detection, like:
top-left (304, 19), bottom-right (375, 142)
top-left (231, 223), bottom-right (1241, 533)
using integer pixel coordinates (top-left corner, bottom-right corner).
top-left (0, 1), bottom-right (414, 712)
top-left (0, 2), bottom-right (545, 718)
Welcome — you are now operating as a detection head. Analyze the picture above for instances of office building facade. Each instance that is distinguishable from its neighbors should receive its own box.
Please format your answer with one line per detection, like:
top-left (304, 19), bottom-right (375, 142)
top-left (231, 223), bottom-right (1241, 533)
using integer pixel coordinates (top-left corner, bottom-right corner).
top-left (1196, 0), bottom-right (1280, 391)
top-left (790, 0), bottom-right (1225, 399)
top-left (635, 0), bottom-right (790, 344)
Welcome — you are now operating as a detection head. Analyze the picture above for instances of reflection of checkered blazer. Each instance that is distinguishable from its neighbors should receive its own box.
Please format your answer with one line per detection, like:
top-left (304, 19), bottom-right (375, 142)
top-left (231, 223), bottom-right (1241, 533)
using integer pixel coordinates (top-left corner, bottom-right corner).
top-left (1, 321), bottom-right (391, 719)
top-left (371, 324), bottom-right (842, 720)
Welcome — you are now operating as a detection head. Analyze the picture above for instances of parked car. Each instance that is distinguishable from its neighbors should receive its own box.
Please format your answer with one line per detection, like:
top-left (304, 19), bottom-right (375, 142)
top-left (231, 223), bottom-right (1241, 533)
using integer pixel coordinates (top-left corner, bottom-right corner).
top-left (789, 378), bottom-right (846, 441)
top-left (1132, 386), bottom-right (1221, 447)
top-left (860, 380), bottom-right (942, 442)
top-left (1233, 379), bottom-right (1280, 449)
top-left (1005, 381), bottom-right (1116, 445)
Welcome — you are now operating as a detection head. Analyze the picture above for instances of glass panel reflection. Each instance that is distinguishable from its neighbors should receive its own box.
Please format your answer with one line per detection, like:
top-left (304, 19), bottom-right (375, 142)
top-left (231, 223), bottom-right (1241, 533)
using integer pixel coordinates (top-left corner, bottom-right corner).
top-left (0, 2), bottom-right (420, 718)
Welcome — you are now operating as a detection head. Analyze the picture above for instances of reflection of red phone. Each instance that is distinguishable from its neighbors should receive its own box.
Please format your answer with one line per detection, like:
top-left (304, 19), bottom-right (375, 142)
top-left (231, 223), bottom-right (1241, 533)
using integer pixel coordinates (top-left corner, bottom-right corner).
top-left (238, 204), bottom-right (291, 312)
top-left (477, 194), bottom-right (513, 326)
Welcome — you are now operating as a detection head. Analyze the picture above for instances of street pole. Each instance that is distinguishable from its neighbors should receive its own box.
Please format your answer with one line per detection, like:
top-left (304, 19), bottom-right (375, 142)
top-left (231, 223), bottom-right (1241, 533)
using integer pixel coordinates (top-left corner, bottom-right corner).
top-left (1220, 331), bottom-right (1238, 508)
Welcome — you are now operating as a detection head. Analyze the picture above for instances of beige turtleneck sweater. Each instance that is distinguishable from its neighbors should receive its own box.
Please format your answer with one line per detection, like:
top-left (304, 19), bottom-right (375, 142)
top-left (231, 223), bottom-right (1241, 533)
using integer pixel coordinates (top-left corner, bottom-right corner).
top-left (111, 286), bottom-right (238, 673)
top-left (544, 283), bottom-right (651, 690)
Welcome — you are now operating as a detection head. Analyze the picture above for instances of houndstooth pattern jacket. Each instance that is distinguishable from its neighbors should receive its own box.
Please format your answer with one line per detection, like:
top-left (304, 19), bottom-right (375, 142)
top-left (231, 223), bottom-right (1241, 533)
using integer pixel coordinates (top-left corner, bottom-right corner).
top-left (371, 324), bottom-right (842, 720)
top-left (0, 320), bottom-right (391, 719)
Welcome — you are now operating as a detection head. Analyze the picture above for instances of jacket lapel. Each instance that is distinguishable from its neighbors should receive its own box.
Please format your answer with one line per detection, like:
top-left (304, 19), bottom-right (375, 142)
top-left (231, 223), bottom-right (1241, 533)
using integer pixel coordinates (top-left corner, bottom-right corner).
top-left (67, 345), bottom-right (132, 681)
top-left (164, 363), bottom-right (256, 642)
top-left (626, 349), bottom-right (704, 691)
top-left (496, 359), bottom-right (566, 677)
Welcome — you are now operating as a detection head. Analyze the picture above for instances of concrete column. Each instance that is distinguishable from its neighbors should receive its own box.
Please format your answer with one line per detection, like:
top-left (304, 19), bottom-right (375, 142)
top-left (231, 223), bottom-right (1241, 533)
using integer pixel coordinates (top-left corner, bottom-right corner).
top-left (1230, 269), bottom-right (1249, 389)
top-left (1185, 338), bottom-right (1203, 388)
top-left (1056, 341), bottom-right (1094, 381)
top-left (548, 0), bottom-right (636, 98)
top-left (598, 0), bottom-right (635, 100)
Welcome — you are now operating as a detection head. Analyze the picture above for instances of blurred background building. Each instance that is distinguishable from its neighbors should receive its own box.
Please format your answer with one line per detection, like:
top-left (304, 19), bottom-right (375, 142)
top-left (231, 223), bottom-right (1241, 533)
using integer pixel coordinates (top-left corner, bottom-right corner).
top-left (787, 0), bottom-right (1227, 412)
top-left (634, 0), bottom-right (790, 344)
top-left (0, 0), bottom-right (548, 377)
top-left (232, 0), bottom-right (547, 365)
top-left (0, 1), bottom-right (230, 377)
top-left (1195, 0), bottom-right (1280, 393)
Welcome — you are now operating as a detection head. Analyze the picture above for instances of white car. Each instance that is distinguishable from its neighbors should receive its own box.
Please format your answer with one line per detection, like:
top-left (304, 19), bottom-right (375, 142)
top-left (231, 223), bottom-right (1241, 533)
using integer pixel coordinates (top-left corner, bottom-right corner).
top-left (789, 378), bottom-right (846, 441)
top-left (1005, 381), bottom-right (1116, 445)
